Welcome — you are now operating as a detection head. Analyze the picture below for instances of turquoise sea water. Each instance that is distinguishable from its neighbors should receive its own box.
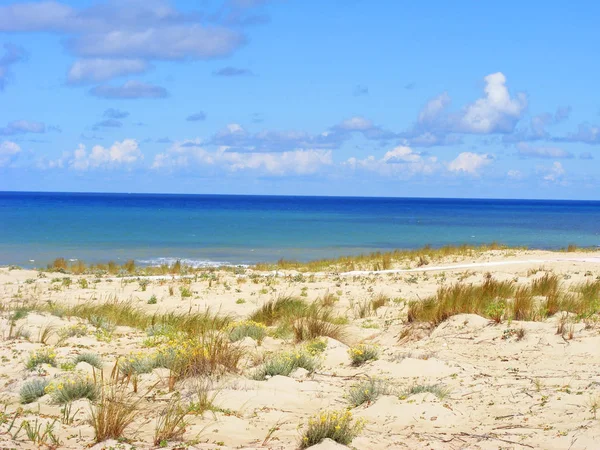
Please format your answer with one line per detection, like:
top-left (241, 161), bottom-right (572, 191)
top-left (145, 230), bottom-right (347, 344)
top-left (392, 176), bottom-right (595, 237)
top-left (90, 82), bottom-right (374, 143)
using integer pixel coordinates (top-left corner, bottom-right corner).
top-left (1, 192), bottom-right (599, 267)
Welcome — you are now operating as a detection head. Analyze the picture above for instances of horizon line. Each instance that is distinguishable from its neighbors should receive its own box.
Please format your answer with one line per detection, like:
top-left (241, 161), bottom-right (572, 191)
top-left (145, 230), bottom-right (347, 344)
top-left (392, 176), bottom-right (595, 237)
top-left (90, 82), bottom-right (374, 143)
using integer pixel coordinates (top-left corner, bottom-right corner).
top-left (1, 189), bottom-right (599, 203)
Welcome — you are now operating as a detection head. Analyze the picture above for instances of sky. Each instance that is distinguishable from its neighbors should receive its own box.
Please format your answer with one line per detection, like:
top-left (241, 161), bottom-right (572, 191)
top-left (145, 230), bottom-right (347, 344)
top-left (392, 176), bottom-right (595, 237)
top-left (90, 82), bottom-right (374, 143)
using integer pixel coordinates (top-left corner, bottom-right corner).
top-left (0, 0), bottom-right (599, 199)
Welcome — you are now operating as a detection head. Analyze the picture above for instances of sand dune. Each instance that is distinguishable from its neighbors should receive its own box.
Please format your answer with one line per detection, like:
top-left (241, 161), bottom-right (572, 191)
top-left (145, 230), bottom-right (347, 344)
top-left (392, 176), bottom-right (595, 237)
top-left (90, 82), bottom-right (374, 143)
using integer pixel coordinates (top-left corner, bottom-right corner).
top-left (0, 249), bottom-right (598, 449)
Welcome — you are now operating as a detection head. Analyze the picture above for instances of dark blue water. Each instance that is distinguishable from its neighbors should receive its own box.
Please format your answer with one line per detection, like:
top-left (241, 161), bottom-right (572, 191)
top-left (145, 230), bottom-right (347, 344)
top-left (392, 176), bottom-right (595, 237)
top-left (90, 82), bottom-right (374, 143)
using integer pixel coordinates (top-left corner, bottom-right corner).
top-left (1, 191), bottom-right (599, 267)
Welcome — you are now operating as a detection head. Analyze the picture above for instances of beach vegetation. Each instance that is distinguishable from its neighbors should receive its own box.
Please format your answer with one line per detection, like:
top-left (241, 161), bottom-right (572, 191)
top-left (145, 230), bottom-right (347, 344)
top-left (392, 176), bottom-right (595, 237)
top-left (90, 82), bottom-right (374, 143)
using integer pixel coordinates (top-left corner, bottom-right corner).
top-left (228, 320), bottom-right (267, 343)
top-left (252, 349), bottom-right (319, 380)
top-left (89, 370), bottom-right (142, 443)
top-left (154, 394), bottom-right (188, 446)
top-left (299, 409), bottom-right (365, 448)
top-left (292, 305), bottom-right (345, 342)
top-left (21, 417), bottom-right (60, 447)
top-left (73, 353), bottom-right (103, 369)
top-left (348, 344), bottom-right (379, 366)
top-left (46, 373), bottom-right (99, 404)
top-left (401, 383), bottom-right (451, 400)
top-left (20, 378), bottom-right (50, 404)
top-left (347, 378), bottom-right (393, 407)
top-left (26, 347), bottom-right (57, 370)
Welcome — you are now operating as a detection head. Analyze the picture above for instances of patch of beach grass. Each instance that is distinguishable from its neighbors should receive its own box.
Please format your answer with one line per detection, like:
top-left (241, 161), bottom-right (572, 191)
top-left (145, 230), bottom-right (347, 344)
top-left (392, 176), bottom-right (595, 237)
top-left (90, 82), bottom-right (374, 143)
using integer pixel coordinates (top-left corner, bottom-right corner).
top-left (252, 349), bottom-right (319, 380)
top-left (347, 378), bottom-right (393, 407)
top-left (401, 383), bottom-right (451, 400)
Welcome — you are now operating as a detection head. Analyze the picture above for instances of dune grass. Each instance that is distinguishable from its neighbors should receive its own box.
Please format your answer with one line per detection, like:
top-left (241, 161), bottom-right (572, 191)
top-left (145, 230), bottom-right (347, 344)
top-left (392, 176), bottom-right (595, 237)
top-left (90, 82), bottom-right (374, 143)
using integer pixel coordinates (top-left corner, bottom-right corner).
top-left (401, 383), bottom-right (451, 400)
top-left (252, 349), bottom-right (319, 380)
top-left (408, 274), bottom-right (600, 326)
top-left (254, 243), bottom-right (518, 273)
top-left (89, 370), bottom-right (143, 443)
top-left (347, 378), bottom-right (393, 407)
top-left (249, 296), bottom-right (308, 326)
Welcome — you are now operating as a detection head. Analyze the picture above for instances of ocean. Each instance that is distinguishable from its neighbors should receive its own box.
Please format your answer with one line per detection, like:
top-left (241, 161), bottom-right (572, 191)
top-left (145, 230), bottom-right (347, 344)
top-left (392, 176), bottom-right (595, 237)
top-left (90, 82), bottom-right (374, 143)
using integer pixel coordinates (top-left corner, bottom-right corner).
top-left (1, 191), bottom-right (599, 267)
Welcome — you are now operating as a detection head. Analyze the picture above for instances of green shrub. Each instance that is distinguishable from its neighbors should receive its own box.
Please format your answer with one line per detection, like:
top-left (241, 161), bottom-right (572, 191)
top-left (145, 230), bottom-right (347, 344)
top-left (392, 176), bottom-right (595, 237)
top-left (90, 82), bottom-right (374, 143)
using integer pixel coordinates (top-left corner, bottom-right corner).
top-left (20, 378), bottom-right (50, 404)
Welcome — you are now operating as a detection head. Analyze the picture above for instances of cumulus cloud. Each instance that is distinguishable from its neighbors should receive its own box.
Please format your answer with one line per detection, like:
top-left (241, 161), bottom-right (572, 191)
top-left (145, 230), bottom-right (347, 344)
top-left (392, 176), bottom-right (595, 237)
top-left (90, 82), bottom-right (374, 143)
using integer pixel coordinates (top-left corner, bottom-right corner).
top-left (448, 152), bottom-right (493, 175)
top-left (0, 141), bottom-right (21, 166)
top-left (0, 43), bottom-right (26, 90)
top-left (213, 66), bottom-right (253, 77)
top-left (0, 120), bottom-right (46, 135)
top-left (403, 72), bottom-right (526, 146)
top-left (90, 80), bottom-right (168, 99)
top-left (516, 143), bottom-right (573, 159)
top-left (68, 58), bottom-right (149, 84)
top-left (459, 72), bottom-right (527, 134)
top-left (186, 112), bottom-right (207, 122)
top-left (103, 108), bottom-right (129, 119)
top-left (67, 139), bottom-right (143, 170)
top-left (0, 1), bottom-right (246, 82)
top-left (152, 139), bottom-right (332, 176)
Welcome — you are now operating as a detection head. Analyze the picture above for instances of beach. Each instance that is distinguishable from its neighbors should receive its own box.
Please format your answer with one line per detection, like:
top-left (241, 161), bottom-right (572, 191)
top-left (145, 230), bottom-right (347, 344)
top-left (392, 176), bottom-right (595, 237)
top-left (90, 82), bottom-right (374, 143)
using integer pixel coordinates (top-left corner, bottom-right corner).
top-left (0, 248), bottom-right (599, 449)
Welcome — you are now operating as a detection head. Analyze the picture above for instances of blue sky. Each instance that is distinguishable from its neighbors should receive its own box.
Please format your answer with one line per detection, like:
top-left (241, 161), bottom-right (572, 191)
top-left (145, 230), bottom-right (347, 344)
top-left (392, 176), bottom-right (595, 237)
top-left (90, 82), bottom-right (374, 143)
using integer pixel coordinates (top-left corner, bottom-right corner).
top-left (0, 0), bottom-right (599, 199)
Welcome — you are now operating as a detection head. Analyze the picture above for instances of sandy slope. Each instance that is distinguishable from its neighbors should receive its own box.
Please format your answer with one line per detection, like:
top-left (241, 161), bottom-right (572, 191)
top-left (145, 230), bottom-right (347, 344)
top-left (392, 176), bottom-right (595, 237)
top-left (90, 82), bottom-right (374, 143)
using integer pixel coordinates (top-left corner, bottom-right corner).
top-left (0, 249), bottom-right (598, 449)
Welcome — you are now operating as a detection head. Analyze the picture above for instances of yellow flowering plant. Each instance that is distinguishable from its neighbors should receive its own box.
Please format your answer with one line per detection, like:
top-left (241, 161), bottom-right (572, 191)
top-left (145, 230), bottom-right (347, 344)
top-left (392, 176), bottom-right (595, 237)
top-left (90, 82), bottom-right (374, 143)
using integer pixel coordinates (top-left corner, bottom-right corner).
top-left (348, 344), bottom-right (379, 366)
top-left (25, 347), bottom-right (57, 370)
top-left (299, 409), bottom-right (365, 448)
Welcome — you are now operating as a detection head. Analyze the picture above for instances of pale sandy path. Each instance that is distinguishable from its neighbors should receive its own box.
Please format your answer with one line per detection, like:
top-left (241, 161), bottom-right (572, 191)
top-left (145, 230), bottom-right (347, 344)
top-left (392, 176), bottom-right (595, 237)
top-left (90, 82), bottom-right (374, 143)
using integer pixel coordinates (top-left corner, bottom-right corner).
top-left (340, 256), bottom-right (600, 276)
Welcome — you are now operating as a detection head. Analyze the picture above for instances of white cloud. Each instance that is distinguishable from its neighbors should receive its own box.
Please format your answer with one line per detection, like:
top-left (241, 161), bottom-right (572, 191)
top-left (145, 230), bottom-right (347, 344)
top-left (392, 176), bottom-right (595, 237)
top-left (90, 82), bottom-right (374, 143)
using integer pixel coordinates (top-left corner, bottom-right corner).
top-left (337, 116), bottom-right (374, 131)
top-left (152, 140), bottom-right (332, 176)
top-left (67, 58), bottom-right (149, 84)
top-left (72, 25), bottom-right (243, 60)
top-left (541, 161), bottom-right (565, 182)
top-left (0, 141), bottom-right (21, 166)
top-left (0, 1), bottom-right (246, 82)
top-left (345, 145), bottom-right (438, 177)
top-left (418, 92), bottom-right (451, 125)
top-left (507, 169), bottom-right (523, 179)
top-left (459, 72), bottom-right (527, 134)
top-left (448, 152), bottom-right (493, 175)
top-left (0, 120), bottom-right (45, 135)
top-left (405, 72), bottom-right (527, 146)
top-left (516, 142), bottom-right (572, 159)
top-left (67, 139), bottom-right (143, 170)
